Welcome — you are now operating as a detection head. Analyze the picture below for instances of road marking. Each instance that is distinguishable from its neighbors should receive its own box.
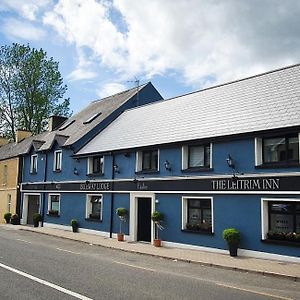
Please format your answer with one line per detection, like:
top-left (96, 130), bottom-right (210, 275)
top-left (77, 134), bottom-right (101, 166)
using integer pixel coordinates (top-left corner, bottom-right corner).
top-left (0, 262), bottom-right (93, 300)
top-left (113, 261), bottom-right (156, 272)
top-left (16, 239), bottom-right (32, 244)
top-left (216, 283), bottom-right (294, 300)
top-left (114, 261), bottom-right (294, 300)
top-left (55, 248), bottom-right (81, 255)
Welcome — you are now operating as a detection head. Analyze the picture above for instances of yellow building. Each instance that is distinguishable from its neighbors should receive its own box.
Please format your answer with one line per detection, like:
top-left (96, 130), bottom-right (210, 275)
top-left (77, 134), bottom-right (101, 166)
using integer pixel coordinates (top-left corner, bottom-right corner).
top-left (0, 131), bottom-right (32, 223)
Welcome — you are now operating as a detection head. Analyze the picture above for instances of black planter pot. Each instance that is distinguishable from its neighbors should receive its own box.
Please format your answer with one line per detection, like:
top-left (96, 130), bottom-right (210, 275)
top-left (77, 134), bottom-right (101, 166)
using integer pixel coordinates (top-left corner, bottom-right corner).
top-left (11, 218), bottom-right (20, 225)
top-left (33, 220), bottom-right (39, 227)
top-left (72, 225), bottom-right (78, 233)
top-left (228, 244), bottom-right (238, 257)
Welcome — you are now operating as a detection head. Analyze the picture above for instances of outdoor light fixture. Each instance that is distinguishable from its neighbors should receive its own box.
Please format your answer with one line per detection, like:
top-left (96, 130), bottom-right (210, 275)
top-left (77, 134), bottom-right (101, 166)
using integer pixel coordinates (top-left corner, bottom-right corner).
top-left (226, 154), bottom-right (235, 169)
top-left (164, 160), bottom-right (172, 171)
top-left (113, 164), bottom-right (120, 173)
top-left (73, 167), bottom-right (79, 175)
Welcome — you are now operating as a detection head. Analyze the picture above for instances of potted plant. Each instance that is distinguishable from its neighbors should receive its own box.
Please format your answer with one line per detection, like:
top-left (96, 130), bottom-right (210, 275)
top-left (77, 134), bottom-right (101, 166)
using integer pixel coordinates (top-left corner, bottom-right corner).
top-left (4, 212), bottom-right (12, 224)
top-left (10, 214), bottom-right (19, 225)
top-left (116, 207), bottom-right (128, 241)
top-left (223, 228), bottom-right (240, 257)
top-left (71, 219), bottom-right (78, 233)
top-left (151, 211), bottom-right (164, 247)
top-left (32, 213), bottom-right (42, 227)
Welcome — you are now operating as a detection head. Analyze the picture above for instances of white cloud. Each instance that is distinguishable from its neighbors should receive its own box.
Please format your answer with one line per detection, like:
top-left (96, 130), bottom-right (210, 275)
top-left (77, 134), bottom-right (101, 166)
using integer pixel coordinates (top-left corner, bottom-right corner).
top-left (43, 0), bottom-right (300, 88)
top-left (96, 82), bottom-right (127, 98)
top-left (0, 0), bottom-right (50, 21)
top-left (2, 18), bottom-right (46, 41)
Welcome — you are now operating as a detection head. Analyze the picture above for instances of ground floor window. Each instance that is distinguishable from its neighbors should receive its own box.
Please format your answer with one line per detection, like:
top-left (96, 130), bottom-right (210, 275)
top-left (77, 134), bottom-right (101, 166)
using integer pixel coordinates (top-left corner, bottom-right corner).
top-left (182, 197), bottom-right (213, 233)
top-left (86, 194), bottom-right (103, 220)
top-left (48, 194), bottom-right (60, 216)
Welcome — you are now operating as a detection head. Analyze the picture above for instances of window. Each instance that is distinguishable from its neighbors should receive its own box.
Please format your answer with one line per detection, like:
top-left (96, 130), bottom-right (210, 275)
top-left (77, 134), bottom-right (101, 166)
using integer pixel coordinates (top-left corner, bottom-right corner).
top-left (88, 156), bottom-right (104, 175)
top-left (182, 144), bottom-right (211, 170)
top-left (262, 135), bottom-right (299, 164)
top-left (3, 164), bottom-right (7, 185)
top-left (136, 150), bottom-right (159, 172)
top-left (30, 155), bottom-right (38, 174)
top-left (86, 195), bottom-right (103, 220)
top-left (182, 197), bottom-right (213, 233)
top-left (48, 194), bottom-right (60, 216)
top-left (53, 150), bottom-right (62, 171)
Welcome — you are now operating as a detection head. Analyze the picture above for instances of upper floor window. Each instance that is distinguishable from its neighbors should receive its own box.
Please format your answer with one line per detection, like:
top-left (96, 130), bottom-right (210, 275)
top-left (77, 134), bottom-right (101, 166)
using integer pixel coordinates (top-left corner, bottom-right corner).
top-left (48, 194), bottom-right (60, 216)
top-left (88, 156), bottom-right (104, 175)
top-left (53, 150), bottom-right (62, 171)
top-left (263, 135), bottom-right (299, 163)
top-left (182, 144), bottom-right (211, 170)
top-left (136, 150), bottom-right (159, 172)
top-left (256, 134), bottom-right (299, 166)
top-left (30, 155), bottom-right (38, 174)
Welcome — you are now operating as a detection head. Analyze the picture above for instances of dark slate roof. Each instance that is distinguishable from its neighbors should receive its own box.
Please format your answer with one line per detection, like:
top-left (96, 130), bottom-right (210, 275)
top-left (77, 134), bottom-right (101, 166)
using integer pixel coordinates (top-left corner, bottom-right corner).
top-left (0, 83), bottom-right (151, 160)
top-left (77, 64), bottom-right (300, 155)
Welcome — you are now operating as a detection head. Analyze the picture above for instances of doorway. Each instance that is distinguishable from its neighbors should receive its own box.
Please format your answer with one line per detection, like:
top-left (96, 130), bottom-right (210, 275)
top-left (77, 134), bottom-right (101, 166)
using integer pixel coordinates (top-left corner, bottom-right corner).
top-left (137, 197), bottom-right (152, 242)
top-left (26, 195), bottom-right (40, 224)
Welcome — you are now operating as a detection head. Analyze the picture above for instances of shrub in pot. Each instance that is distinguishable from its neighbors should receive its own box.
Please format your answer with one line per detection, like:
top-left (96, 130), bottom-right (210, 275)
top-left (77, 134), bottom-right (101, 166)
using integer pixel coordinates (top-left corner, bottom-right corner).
top-left (4, 212), bottom-right (12, 224)
top-left (11, 214), bottom-right (20, 225)
top-left (223, 228), bottom-right (240, 257)
top-left (71, 219), bottom-right (78, 233)
top-left (151, 211), bottom-right (164, 247)
top-left (32, 213), bottom-right (42, 227)
top-left (116, 207), bottom-right (128, 241)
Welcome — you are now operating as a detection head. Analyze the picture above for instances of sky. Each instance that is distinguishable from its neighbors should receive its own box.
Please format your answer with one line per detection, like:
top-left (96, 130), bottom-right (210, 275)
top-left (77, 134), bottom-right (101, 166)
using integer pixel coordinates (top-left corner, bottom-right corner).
top-left (1, 0), bottom-right (300, 114)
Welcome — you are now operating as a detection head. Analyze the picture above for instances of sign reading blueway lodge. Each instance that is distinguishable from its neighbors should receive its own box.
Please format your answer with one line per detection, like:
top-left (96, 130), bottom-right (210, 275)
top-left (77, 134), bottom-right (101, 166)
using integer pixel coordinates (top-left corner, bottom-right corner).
top-left (21, 175), bottom-right (300, 193)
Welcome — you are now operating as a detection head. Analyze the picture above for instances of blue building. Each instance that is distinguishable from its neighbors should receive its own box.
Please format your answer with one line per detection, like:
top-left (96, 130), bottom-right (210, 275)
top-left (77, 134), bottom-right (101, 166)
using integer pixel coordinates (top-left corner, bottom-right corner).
top-left (22, 65), bottom-right (300, 262)
top-left (20, 83), bottom-right (163, 226)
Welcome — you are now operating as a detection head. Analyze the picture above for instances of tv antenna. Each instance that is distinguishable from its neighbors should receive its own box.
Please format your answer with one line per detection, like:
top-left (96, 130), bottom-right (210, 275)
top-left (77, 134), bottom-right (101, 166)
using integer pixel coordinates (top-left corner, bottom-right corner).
top-left (128, 77), bottom-right (140, 106)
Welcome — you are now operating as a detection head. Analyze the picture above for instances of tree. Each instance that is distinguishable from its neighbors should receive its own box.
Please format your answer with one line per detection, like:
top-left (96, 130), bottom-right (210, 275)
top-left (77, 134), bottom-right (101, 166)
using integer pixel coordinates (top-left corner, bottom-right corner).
top-left (0, 43), bottom-right (71, 141)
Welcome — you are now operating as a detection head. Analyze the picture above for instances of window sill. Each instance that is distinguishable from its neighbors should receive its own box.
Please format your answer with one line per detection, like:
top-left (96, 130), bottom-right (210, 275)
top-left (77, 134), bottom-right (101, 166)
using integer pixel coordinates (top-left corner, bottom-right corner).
top-left (87, 172), bottom-right (104, 177)
top-left (46, 213), bottom-right (60, 218)
top-left (181, 167), bottom-right (213, 173)
top-left (85, 218), bottom-right (102, 222)
top-left (181, 229), bottom-right (214, 235)
top-left (135, 170), bottom-right (159, 175)
top-left (261, 239), bottom-right (300, 248)
top-left (30, 172), bottom-right (37, 175)
top-left (53, 170), bottom-right (62, 173)
top-left (255, 163), bottom-right (300, 169)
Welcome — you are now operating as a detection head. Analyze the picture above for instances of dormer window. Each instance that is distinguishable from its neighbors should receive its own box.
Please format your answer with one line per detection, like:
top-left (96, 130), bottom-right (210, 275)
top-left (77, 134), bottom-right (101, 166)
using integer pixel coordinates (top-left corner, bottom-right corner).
top-left (53, 150), bottom-right (62, 171)
top-left (88, 156), bottom-right (104, 175)
top-left (30, 155), bottom-right (38, 174)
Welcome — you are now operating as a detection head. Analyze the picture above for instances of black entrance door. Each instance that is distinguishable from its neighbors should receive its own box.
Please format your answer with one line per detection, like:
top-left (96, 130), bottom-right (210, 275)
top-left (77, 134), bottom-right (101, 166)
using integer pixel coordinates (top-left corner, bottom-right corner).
top-left (137, 197), bottom-right (151, 242)
top-left (27, 195), bottom-right (40, 224)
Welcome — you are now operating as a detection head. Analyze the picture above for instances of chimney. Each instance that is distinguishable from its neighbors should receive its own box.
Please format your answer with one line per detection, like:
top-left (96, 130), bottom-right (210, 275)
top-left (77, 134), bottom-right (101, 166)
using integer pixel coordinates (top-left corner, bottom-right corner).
top-left (16, 130), bottom-right (32, 143)
top-left (0, 137), bottom-right (9, 146)
top-left (49, 115), bottom-right (68, 131)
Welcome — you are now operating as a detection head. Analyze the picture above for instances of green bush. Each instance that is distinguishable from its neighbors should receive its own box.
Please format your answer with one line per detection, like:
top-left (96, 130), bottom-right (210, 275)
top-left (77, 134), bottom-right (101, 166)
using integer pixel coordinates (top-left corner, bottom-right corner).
top-left (116, 207), bottom-right (127, 217)
top-left (4, 212), bottom-right (12, 223)
top-left (223, 228), bottom-right (240, 245)
top-left (70, 219), bottom-right (78, 226)
top-left (33, 213), bottom-right (42, 222)
top-left (151, 211), bottom-right (164, 223)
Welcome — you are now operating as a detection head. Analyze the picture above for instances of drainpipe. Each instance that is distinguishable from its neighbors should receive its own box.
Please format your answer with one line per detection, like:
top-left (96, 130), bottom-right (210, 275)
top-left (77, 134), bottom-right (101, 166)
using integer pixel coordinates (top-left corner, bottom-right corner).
top-left (109, 153), bottom-right (115, 238)
top-left (41, 152), bottom-right (48, 227)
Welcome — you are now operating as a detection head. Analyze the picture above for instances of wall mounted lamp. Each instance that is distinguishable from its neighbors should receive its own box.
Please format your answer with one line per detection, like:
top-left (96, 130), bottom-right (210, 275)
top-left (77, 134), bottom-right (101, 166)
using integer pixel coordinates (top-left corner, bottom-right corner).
top-left (113, 164), bottom-right (120, 174)
top-left (73, 167), bottom-right (79, 175)
top-left (226, 154), bottom-right (235, 169)
top-left (164, 160), bottom-right (172, 171)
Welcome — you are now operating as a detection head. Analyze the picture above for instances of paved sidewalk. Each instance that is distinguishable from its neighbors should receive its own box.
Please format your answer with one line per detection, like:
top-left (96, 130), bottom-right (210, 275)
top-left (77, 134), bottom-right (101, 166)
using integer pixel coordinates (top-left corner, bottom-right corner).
top-left (2, 224), bottom-right (300, 281)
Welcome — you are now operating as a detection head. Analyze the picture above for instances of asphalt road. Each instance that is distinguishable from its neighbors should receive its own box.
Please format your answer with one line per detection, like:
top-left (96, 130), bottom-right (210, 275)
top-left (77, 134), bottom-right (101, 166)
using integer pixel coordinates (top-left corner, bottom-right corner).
top-left (0, 227), bottom-right (299, 300)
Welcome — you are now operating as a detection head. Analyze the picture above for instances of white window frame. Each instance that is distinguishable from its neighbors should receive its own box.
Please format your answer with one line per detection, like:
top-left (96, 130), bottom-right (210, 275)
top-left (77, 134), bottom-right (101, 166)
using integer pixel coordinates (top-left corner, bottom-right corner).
top-left (136, 149), bottom-right (160, 172)
top-left (86, 194), bottom-right (103, 220)
top-left (182, 143), bottom-right (212, 170)
top-left (30, 155), bottom-right (38, 174)
top-left (87, 156), bottom-right (104, 175)
top-left (53, 150), bottom-right (62, 171)
top-left (48, 194), bottom-right (60, 215)
top-left (261, 197), bottom-right (300, 240)
top-left (182, 196), bottom-right (214, 233)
